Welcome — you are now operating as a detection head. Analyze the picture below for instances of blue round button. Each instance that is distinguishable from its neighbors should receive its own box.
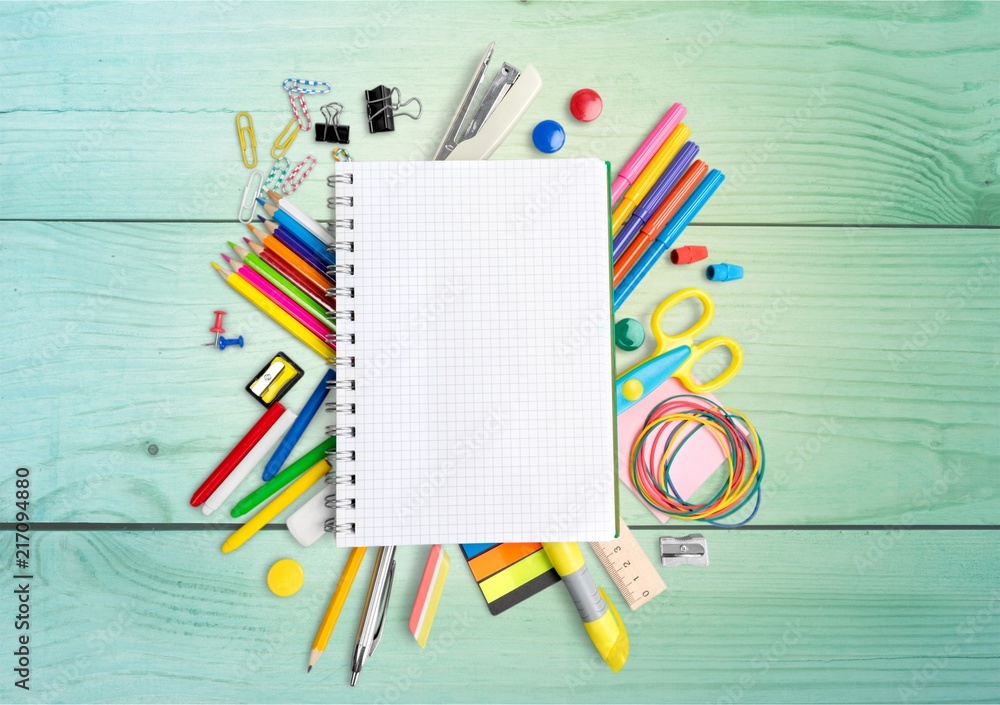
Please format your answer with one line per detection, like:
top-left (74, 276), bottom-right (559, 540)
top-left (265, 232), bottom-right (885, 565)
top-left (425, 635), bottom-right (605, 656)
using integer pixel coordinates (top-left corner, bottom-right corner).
top-left (532, 120), bottom-right (566, 154)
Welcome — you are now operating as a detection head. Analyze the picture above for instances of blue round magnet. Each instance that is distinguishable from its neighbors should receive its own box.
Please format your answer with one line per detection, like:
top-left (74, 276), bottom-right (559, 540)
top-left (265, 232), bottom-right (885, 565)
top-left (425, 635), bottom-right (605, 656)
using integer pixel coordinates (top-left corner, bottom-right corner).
top-left (532, 120), bottom-right (566, 154)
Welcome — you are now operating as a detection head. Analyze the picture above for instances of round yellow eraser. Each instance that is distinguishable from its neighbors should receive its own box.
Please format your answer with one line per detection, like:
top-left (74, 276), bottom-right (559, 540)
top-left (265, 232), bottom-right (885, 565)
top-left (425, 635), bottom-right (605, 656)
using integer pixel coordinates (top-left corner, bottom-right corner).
top-left (267, 559), bottom-right (304, 597)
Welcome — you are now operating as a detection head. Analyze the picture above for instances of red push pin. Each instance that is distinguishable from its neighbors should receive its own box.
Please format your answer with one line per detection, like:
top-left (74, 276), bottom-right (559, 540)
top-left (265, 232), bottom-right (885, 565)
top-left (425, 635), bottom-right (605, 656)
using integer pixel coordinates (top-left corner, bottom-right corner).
top-left (203, 310), bottom-right (226, 347)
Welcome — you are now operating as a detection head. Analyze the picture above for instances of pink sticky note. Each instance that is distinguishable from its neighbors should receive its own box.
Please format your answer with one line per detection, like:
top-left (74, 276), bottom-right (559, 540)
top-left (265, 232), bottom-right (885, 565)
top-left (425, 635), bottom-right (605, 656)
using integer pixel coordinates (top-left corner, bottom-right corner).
top-left (617, 378), bottom-right (727, 522)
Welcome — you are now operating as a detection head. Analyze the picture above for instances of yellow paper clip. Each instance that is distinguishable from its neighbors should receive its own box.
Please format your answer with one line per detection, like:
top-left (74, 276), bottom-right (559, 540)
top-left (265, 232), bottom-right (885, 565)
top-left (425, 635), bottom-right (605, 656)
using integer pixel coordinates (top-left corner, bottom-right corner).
top-left (236, 112), bottom-right (257, 168)
top-left (271, 117), bottom-right (300, 160)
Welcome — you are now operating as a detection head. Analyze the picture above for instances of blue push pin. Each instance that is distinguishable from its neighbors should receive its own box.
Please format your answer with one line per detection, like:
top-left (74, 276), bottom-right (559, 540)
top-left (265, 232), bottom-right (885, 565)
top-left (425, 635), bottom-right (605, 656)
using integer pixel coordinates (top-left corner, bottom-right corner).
top-left (532, 120), bottom-right (566, 154)
top-left (218, 335), bottom-right (245, 350)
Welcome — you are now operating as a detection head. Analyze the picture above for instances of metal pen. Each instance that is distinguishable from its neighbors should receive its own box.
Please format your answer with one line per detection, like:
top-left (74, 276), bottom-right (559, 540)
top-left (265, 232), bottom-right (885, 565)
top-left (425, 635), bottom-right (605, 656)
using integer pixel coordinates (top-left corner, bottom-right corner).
top-left (350, 545), bottom-right (396, 686)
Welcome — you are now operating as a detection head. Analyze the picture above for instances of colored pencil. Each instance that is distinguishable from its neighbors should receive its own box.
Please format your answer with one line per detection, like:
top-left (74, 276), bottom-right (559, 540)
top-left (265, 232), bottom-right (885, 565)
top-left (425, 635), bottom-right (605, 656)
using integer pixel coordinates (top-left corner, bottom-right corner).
top-left (229, 242), bottom-right (333, 330)
top-left (232, 437), bottom-right (337, 517)
top-left (211, 262), bottom-right (335, 361)
top-left (613, 160), bottom-right (709, 288)
top-left (262, 212), bottom-right (335, 268)
top-left (265, 190), bottom-right (334, 246)
top-left (259, 218), bottom-right (331, 275)
top-left (246, 224), bottom-right (334, 292)
top-left (222, 254), bottom-right (331, 342)
top-left (245, 238), bottom-right (333, 314)
top-left (221, 458), bottom-right (329, 553)
top-left (308, 547), bottom-right (367, 672)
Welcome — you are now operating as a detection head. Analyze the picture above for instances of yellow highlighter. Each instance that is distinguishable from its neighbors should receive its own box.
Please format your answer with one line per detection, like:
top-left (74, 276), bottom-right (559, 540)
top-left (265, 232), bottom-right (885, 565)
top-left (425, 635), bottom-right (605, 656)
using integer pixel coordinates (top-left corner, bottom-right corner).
top-left (542, 542), bottom-right (629, 672)
top-left (611, 123), bottom-right (692, 233)
top-left (221, 459), bottom-right (329, 553)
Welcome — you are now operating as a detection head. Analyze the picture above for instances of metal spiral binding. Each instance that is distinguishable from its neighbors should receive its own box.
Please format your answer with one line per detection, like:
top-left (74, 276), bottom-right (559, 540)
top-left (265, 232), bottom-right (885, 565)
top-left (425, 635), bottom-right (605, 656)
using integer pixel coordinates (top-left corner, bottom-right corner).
top-left (325, 164), bottom-right (357, 537)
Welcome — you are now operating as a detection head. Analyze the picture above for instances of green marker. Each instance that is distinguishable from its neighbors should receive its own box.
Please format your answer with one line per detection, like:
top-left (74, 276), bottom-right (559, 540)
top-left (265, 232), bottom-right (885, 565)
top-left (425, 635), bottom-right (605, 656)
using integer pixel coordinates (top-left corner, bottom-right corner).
top-left (231, 437), bottom-right (336, 518)
top-left (228, 241), bottom-right (332, 328)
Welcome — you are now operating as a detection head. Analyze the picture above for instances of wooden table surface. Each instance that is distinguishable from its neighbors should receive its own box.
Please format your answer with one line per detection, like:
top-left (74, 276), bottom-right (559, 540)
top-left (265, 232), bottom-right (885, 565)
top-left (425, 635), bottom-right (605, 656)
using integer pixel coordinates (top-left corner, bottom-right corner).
top-left (1, 1), bottom-right (998, 702)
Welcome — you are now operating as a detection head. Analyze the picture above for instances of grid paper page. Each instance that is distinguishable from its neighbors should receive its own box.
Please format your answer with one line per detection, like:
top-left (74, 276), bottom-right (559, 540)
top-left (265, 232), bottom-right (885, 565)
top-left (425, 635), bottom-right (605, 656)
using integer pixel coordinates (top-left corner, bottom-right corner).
top-left (334, 159), bottom-right (615, 547)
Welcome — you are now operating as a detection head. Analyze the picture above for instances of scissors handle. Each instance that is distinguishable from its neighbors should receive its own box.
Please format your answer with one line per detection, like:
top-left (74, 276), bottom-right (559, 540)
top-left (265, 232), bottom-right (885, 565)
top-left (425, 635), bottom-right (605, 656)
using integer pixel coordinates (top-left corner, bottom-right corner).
top-left (649, 287), bottom-right (715, 356)
top-left (673, 336), bottom-right (743, 394)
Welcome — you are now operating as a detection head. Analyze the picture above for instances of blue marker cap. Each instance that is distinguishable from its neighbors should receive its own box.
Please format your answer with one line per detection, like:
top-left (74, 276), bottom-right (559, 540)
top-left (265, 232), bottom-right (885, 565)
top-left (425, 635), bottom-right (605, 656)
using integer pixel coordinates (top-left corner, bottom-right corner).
top-left (532, 120), bottom-right (566, 154)
top-left (706, 263), bottom-right (744, 282)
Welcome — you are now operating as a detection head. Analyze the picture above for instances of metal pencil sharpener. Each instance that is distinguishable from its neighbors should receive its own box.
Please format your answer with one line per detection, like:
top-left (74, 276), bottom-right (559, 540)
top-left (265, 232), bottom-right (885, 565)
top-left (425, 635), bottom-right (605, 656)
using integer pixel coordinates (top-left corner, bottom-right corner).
top-left (660, 534), bottom-right (709, 567)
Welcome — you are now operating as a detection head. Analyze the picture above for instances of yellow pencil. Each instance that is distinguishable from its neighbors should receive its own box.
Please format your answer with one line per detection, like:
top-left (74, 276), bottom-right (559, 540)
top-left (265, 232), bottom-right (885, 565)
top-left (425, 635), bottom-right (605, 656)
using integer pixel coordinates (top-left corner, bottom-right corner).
top-left (611, 123), bottom-right (692, 233)
top-left (211, 262), bottom-right (335, 361)
top-left (308, 546), bottom-right (367, 672)
top-left (221, 459), bottom-right (329, 553)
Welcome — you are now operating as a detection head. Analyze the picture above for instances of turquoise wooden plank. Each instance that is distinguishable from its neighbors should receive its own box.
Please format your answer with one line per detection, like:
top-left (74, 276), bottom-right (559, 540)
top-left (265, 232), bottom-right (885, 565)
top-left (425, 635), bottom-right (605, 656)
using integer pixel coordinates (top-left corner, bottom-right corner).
top-left (0, 529), bottom-right (996, 703)
top-left (1, 1), bottom-right (996, 224)
top-left (1, 222), bottom-right (997, 525)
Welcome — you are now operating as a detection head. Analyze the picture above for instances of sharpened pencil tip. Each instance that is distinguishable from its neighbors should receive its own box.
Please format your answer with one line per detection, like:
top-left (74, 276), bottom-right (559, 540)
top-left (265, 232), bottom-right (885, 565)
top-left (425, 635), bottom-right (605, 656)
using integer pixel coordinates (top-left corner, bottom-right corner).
top-left (306, 665), bottom-right (312, 673)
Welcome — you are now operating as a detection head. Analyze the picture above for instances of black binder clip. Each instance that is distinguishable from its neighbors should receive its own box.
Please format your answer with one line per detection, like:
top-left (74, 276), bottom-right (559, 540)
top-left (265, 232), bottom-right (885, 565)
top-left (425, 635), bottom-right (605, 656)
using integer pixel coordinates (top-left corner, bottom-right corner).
top-left (316, 102), bottom-right (350, 144)
top-left (365, 85), bottom-right (422, 134)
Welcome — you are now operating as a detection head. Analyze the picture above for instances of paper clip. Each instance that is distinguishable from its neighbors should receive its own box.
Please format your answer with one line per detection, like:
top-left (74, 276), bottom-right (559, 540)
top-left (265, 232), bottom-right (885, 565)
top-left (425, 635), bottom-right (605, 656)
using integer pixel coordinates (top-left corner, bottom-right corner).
top-left (316, 102), bottom-right (350, 144)
top-left (282, 78), bottom-right (332, 95)
top-left (239, 170), bottom-right (264, 224)
top-left (236, 112), bottom-right (257, 168)
top-left (332, 148), bottom-right (353, 162)
top-left (271, 118), bottom-right (300, 159)
top-left (289, 92), bottom-right (312, 131)
top-left (282, 155), bottom-right (317, 195)
top-left (365, 85), bottom-right (422, 134)
top-left (263, 157), bottom-right (291, 192)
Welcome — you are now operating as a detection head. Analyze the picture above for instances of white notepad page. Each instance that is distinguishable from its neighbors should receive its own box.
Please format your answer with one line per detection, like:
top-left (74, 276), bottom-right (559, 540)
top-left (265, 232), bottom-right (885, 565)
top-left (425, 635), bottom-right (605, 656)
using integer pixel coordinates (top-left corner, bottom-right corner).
top-left (333, 159), bottom-right (616, 546)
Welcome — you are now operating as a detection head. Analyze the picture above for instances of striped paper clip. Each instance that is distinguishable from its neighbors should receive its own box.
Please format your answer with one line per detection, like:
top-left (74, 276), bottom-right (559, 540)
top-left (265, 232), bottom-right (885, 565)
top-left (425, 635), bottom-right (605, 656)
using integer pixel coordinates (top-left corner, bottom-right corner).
top-left (282, 78), bottom-right (332, 95)
top-left (239, 171), bottom-right (265, 224)
top-left (236, 112), bottom-right (257, 168)
top-left (288, 92), bottom-right (312, 131)
top-left (332, 148), bottom-right (353, 162)
top-left (263, 157), bottom-right (291, 192)
top-left (282, 155), bottom-right (316, 195)
top-left (271, 118), bottom-right (300, 159)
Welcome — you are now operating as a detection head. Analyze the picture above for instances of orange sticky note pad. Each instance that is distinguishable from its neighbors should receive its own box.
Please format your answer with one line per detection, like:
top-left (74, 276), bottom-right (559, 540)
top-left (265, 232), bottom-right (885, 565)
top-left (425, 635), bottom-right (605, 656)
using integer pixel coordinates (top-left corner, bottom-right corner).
top-left (409, 545), bottom-right (449, 648)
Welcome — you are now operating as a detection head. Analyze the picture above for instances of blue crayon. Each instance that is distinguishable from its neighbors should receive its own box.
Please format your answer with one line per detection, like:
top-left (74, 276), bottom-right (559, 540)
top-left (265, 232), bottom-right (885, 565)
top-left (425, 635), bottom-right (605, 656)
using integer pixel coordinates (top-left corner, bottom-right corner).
top-left (262, 369), bottom-right (336, 480)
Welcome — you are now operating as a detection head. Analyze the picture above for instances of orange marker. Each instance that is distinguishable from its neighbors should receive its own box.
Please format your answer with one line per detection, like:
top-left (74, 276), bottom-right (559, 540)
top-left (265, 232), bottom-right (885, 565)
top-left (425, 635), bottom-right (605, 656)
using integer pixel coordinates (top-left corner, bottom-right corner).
top-left (613, 160), bottom-right (710, 288)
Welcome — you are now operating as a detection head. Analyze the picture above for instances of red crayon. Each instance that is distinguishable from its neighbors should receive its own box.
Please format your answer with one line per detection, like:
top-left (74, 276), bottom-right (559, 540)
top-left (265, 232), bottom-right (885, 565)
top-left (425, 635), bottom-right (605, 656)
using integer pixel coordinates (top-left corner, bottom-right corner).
top-left (190, 403), bottom-right (287, 506)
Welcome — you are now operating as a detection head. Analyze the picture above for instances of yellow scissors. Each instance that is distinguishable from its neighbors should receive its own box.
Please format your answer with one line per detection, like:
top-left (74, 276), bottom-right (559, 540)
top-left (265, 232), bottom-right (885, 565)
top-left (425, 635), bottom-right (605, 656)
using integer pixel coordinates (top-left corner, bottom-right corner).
top-left (616, 288), bottom-right (743, 414)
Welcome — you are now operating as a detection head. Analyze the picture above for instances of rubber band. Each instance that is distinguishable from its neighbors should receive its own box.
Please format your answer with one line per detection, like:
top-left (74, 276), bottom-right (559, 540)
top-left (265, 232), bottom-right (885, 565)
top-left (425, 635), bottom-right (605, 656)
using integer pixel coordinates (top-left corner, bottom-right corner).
top-left (629, 394), bottom-right (764, 527)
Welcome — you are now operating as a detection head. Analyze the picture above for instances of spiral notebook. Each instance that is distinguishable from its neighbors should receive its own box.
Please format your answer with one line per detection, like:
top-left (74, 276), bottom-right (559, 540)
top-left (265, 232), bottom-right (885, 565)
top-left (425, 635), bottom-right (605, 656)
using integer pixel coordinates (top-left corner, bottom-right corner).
top-left (327, 159), bottom-right (617, 547)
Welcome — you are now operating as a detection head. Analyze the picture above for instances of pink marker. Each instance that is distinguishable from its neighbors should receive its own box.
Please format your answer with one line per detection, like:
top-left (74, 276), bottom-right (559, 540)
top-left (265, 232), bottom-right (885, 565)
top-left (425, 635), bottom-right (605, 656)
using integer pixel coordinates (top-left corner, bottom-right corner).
top-left (611, 103), bottom-right (687, 205)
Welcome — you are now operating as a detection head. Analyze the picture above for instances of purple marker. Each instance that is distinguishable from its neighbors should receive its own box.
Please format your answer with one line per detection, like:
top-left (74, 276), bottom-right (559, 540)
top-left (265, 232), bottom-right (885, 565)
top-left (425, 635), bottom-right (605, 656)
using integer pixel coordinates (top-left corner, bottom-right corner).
top-left (612, 141), bottom-right (699, 263)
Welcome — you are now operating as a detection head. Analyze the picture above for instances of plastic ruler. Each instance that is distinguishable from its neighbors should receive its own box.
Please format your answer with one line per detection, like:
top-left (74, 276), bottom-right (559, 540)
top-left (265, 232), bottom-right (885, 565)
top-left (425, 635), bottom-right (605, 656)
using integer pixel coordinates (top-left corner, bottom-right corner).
top-left (590, 521), bottom-right (666, 610)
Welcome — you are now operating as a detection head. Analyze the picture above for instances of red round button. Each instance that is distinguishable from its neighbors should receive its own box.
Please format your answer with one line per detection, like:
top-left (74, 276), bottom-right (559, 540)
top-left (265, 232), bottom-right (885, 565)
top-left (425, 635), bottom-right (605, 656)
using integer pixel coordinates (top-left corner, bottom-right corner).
top-left (570, 88), bottom-right (603, 122)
